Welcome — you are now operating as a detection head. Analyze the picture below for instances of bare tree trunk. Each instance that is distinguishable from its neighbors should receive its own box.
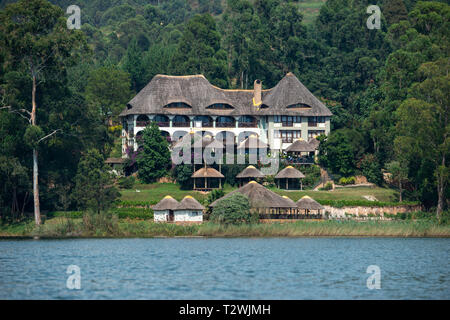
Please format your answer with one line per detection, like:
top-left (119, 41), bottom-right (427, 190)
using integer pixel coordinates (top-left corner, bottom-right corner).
top-left (436, 154), bottom-right (445, 220)
top-left (31, 75), bottom-right (41, 226)
top-left (399, 180), bottom-right (403, 202)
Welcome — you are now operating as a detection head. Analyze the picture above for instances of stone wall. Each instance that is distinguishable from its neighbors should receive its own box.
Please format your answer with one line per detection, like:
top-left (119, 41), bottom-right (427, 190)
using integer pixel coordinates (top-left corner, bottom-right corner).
top-left (324, 204), bottom-right (422, 219)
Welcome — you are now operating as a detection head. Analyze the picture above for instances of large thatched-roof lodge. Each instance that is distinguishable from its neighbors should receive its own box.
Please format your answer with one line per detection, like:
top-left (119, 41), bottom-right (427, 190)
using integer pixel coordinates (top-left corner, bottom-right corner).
top-left (210, 181), bottom-right (297, 214)
top-left (120, 73), bottom-right (331, 155)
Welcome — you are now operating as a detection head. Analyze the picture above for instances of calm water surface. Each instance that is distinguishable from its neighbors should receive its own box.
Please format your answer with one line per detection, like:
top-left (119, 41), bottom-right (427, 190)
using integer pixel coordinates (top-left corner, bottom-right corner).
top-left (0, 238), bottom-right (448, 299)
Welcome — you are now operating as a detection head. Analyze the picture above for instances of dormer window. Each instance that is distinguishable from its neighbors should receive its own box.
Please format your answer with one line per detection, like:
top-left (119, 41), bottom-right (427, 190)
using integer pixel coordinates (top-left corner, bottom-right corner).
top-left (163, 102), bottom-right (192, 108)
top-left (206, 103), bottom-right (234, 109)
top-left (286, 103), bottom-right (312, 109)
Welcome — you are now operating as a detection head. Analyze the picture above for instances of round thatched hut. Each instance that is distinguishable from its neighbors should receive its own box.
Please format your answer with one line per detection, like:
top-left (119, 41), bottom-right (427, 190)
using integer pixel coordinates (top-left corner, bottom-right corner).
top-left (174, 195), bottom-right (205, 222)
top-left (209, 181), bottom-right (297, 215)
top-left (236, 165), bottom-right (265, 186)
top-left (296, 195), bottom-right (324, 216)
top-left (275, 166), bottom-right (306, 190)
top-left (191, 167), bottom-right (224, 191)
top-left (152, 195), bottom-right (179, 222)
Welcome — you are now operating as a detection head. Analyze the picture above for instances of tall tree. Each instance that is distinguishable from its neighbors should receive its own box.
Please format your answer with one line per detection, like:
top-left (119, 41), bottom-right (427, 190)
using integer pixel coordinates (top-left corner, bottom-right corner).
top-left (136, 122), bottom-right (171, 183)
top-left (171, 13), bottom-right (228, 88)
top-left (85, 66), bottom-right (132, 125)
top-left (0, 0), bottom-right (86, 225)
top-left (72, 149), bottom-right (120, 214)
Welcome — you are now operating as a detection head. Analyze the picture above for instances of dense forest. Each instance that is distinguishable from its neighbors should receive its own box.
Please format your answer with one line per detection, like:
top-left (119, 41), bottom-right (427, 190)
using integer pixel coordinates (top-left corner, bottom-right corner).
top-left (0, 0), bottom-right (448, 222)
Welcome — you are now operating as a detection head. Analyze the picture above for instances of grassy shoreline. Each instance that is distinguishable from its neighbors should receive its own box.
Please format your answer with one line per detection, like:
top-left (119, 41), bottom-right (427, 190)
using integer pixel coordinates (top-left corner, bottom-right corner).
top-left (1, 219), bottom-right (449, 238)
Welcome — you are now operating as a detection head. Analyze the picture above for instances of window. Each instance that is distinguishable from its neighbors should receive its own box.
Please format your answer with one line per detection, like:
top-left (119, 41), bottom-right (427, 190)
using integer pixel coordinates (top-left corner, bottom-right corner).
top-left (275, 130), bottom-right (302, 143)
top-left (163, 102), bottom-right (191, 108)
top-left (191, 211), bottom-right (201, 216)
top-left (308, 116), bottom-right (325, 127)
top-left (206, 103), bottom-right (234, 109)
top-left (308, 130), bottom-right (325, 139)
top-left (287, 103), bottom-right (311, 109)
top-left (274, 116), bottom-right (302, 127)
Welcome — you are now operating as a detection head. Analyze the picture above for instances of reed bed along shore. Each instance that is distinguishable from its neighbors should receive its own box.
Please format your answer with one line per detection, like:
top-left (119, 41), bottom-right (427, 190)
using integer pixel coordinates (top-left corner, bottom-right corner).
top-left (1, 218), bottom-right (449, 238)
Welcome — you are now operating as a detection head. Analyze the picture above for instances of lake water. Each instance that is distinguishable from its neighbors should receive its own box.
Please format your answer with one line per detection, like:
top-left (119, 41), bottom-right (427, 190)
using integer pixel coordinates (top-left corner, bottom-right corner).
top-left (0, 238), bottom-right (448, 299)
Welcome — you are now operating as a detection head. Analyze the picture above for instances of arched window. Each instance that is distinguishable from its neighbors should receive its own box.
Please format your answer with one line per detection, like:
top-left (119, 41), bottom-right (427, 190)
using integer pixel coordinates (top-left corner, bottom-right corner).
top-left (216, 116), bottom-right (235, 128)
top-left (136, 115), bottom-right (150, 127)
top-left (206, 103), bottom-right (234, 110)
top-left (193, 116), bottom-right (213, 127)
top-left (238, 116), bottom-right (257, 128)
top-left (286, 103), bottom-right (312, 109)
top-left (172, 115), bottom-right (190, 127)
top-left (163, 102), bottom-right (192, 109)
top-left (154, 115), bottom-right (169, 127)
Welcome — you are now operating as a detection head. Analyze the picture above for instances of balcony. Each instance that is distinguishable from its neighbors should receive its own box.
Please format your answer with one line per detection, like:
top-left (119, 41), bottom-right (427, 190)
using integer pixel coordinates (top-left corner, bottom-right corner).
top-left (201, 122), bottom-right (213, 128)
top-left (136, 121), bottom-right (150, 127)
top-left (157, 121), bottom-right (170, 127)
top-left (216, 122), bottom-right (235, 128)
top-left (172, 121), bottom-right (190, 127)
top-left (308, 122), bottom-right (317, 127)
top-left (238, 121), bottom-right (258, 128)
top-left (282, 121), bottom-right (293, 127)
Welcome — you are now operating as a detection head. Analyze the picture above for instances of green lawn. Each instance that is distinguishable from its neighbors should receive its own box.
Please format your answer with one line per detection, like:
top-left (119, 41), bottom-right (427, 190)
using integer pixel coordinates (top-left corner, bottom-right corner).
top-left (121, 182), bottom-right (400, 204)
top-left (296, 0), bottom-right (327, 25)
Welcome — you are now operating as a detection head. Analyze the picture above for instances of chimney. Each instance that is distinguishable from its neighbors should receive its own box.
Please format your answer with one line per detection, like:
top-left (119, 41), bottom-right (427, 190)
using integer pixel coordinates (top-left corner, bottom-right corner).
top-left (253, 79), bottom-right (262, 106)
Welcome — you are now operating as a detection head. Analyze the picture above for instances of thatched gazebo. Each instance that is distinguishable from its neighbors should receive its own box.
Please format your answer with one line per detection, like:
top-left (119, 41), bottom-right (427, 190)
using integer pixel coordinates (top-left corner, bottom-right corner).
top-left (152, 195), bottom-right (179, 222)
top-left (285, 138), bottom-right (316, 164)
top-left (275, 166), bottom-right (306, 190)
top-left (236, 165), bottom-right (265, 186)
top-left (209, 181), bottom-right (297, 215)
top-left (191, 167), bottom-right (224, 191)
top-left (296, 196), bottom-right (324, 216)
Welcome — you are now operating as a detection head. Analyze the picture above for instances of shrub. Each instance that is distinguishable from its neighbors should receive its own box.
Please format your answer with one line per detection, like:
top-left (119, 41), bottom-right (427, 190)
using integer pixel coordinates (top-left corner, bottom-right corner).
top-left (109, 207), bottom-right (154, 219)
top-left (264, 175), bottom-right (276, 188)
top-left (82, 211), bottom-right (119, 235)
top-left (320, 182), bottom-right (333, 191)
top-left (210, 193), bottom-right (254, 224)
top-left (339, 176), bottom-right (356, 185)
top-left (118, 176), bottom-right (135, 189)
top-left (206, 188), bottom-right (225, 205)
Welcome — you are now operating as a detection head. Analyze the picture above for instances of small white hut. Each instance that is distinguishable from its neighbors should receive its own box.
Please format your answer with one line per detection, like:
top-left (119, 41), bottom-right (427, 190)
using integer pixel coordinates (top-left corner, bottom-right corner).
top-left (152, 195), bottom-right (179, 222)
top-left (174, 196), bottom-right (205, 222)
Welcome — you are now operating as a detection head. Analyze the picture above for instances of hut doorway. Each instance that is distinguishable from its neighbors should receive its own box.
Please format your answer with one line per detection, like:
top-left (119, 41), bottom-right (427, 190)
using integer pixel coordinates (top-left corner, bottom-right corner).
top-left (168, 210), bottom-right (174, 222)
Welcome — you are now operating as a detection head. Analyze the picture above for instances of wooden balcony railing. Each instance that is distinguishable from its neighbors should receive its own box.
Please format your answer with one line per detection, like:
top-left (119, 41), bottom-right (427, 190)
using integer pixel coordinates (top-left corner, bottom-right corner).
top-left (216, 122), bottom-right (235, 128)
top-left (136, 121), bottom-right (150, 127)
top-left (308, 122), bottom-right (317, 127)
top-left (238, 121), bottom-right (258, 128)
top-left (157, 121), bottom-right (170, 127)
top-left (172, 121), bottom-right (190, 127)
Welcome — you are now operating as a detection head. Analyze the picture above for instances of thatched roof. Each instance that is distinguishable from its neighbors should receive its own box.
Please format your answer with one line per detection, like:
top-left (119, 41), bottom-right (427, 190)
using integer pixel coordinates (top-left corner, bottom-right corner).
top-left (275, 166), bottom-right (306, 179)
top-left (175, 196), bottom-right (205, 211)
top-left (236, 165), bottom-right (265, 178)
top-left (152, 195), bottom-right (179, 211)
top-left (237, 135), bottom-right (268, 149)
top-left (285, 139), bottom-right (316, 152)
top-left (281, 195), bottom-right (297, 207)
top-left (191, 167), bottom-right (224, 178)
top-left (210, 181), bottom-right (297, 209)
top-left (308, 137), bottom-right (320, 150)
top-left (120, 73), bottom-right (332, 117)
top-left (296, 196), bottom-right (324, 210)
